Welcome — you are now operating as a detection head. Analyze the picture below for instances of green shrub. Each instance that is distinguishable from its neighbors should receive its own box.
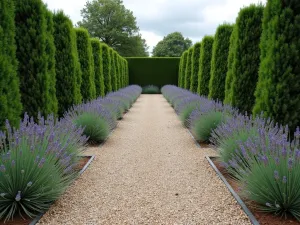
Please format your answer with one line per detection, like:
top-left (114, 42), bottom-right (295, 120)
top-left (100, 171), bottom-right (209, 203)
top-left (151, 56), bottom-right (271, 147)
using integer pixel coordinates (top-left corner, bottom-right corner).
top-left (0, 0), bottom-right (22, 128)
top-left (184, 48), bottom-right (193, 89)
top-left (101, 43), bottom-right (112, 94)
top-left (179, 103), bottom-right (200, 127)
top-left (91, 38), bottom-right (105, 97)
top-left (253, 0), bottom-right (300, 132)
top-left (53, 11), bottom-right (82, 116)
top-left (126, 57), bottom-right (180, 87)
top-left (75, 28), bottom-right (96, 101)
top-left (142, 85), bottom-right (160, 94)
top-left (14, 0), bottom-right (53, 118)
top-left (209, 24), bottom-right (233, 101)
top-left (197, 36), bottom-right (214, 96)
top-left (229, 5), bottom-right (264, 113)
top-left (110, 50), bottom-right (118, 91)
top-left (192, 111), bottom-right (225, 142)
top-left (190, 42), bottom-right (201, 93)
top-left (180, 51), bottom-right (188, 88)
top-left (75, 112), bottom-right (110, 143)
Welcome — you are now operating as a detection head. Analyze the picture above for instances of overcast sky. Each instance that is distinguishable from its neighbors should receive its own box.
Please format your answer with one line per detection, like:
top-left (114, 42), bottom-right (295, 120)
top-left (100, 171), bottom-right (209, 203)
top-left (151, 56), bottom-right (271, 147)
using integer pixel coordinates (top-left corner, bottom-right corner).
top-left (43, 0), bottom-right (266, 53)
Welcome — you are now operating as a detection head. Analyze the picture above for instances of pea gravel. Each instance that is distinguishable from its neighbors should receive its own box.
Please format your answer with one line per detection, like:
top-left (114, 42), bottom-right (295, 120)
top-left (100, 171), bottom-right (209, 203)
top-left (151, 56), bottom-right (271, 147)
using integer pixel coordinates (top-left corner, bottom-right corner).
top-left (38, 94), bottom-right (251, 225)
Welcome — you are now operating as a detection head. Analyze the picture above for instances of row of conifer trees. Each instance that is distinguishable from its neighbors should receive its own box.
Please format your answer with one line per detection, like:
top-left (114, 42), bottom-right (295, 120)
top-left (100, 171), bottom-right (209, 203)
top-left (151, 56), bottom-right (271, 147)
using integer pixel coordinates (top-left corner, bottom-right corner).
top-left (0, 0), bottom-right (129, 128)
top-left (178, 0), bottom-right (300, 132)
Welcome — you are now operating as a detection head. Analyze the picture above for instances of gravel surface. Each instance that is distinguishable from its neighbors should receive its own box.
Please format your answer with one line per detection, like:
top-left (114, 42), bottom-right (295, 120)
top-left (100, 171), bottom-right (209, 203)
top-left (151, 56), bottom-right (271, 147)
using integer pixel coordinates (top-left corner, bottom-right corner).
top-left (38, 94), bottom-right (250, 225)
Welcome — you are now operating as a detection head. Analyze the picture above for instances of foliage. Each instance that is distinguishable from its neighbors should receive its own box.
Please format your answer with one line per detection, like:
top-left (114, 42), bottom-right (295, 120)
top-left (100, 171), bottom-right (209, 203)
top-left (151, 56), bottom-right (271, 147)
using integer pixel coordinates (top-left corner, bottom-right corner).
top-left (197, 36), bottom-right (214, 96)
top-left (110, 50), bottom-right (118, 91)
top-left (14, 0), bottom-right (53, 118)
top-left (0, 114), bottom-right (88, 221)
top-left (228, 5), bottom-right (264, 113)
top-left (126, 57), bottom-right (180, 87)
top-left (184, 48), bottom-right (193, 89)
top-left (179, 51), bottom-right (188, 88)
top-left (53, 11), bottom-right (82, 116)
top-left (142, 85), bottom-right (160, 94)
top-left (152, 32), bottom-right (192, 57)
top-left (179, 103), bottom-right (200, 127)
top-left (253, 0), bottom-right (300, 132)
top-left (75, 28), bottom-right (96, 101)
top-left (101, 43), bottom-right (112, 94)
top-left (78, 0), bottom-right (148, 56)
top-left (190, 42), bottom-right (201, 93)
top-left (209, 24), bottom-right (233, 101)
top-left (0, 0), bottom-right (22, 128)
top-left (115, 56), bottom-right (121, 90)
top-left (91, 38), bottom-right (105, 97)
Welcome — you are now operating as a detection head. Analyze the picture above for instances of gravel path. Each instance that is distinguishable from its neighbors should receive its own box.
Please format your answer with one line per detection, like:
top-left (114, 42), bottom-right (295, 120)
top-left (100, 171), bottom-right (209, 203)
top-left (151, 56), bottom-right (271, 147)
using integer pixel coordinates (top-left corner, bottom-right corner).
top-left (38, 94), bottom-right (250, 225)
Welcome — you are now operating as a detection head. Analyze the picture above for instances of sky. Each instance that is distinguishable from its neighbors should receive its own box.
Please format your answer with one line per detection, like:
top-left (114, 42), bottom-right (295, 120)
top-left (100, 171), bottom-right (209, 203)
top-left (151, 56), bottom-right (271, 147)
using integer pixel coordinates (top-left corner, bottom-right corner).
top-left (43, 0), bottom-right (266, 53)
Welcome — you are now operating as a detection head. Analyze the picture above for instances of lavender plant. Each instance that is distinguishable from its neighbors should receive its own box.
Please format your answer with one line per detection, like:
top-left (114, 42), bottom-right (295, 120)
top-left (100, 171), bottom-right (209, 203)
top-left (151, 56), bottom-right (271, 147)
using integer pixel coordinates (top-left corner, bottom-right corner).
top-left (0, 114), bottom-right (87, 221)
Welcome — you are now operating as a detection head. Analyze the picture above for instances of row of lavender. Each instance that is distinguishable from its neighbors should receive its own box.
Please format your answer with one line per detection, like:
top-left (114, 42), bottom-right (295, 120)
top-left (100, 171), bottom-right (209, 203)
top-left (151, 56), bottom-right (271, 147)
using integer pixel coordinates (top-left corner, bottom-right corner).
top-left (0, 85), bottom-right (142, 222)
top-left (161, 85), bottom-right (300, 221)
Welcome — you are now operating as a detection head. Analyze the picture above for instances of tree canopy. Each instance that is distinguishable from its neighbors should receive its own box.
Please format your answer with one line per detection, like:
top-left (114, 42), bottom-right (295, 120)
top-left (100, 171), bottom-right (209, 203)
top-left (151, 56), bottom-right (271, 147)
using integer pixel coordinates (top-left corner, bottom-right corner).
top-left (152, 32), bottom-right (192, 57)
top-left (78, 0), bottom-right (148, 56)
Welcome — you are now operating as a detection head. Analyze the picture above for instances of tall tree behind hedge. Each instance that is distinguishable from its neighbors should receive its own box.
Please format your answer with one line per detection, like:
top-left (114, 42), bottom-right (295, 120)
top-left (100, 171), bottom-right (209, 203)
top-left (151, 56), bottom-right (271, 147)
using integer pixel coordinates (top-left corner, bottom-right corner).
top-left (180, 51), bottom-right (188, 88)
top-left (209, 24), bottom-right (233, 101)
top-left (110, 50), bottom-right (118, 91)
top-left (75, 28), bottom-right (96, 101)
top-left (197, 36), bottom-right (214, 96)
top-left (0, 0), bottom-right (22, 127)
top-left (190, 42), bottom-right (201, 93)
top-left (53, 11), bottom-right (82, 115)
top-left (101, 43), bottom-right (112, 94)
top-left (253, 0), bottom-right (300, 131)
top-left (184, 48), bottom-right (193, 89)
top-left (228, 5), bottom-right (264, 113)
top-left (44, 8), bottom-right (58, 115)
top-left (91, 38), bottom-right (105, 97)
top-left (14, 0), bottom-right (53, 118)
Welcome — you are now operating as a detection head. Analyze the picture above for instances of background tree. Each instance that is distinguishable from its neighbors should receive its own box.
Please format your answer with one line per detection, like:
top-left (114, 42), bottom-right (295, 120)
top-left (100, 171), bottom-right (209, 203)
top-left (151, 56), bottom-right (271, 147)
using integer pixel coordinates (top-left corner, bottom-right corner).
top-left (0, 0), bottom-right (22, 128)
top-left (78, 0), bottom-right (148, 56)
top-left (253, 0), bottom-right (300, 132)
top-left (152, 32), bottom-right (192, 57)
top-left (190, 42), bottom-right (201, 93)
top-left (197, 36), bottom-right (214, 96)
top-left (208, 24), bottom-right (233, 101)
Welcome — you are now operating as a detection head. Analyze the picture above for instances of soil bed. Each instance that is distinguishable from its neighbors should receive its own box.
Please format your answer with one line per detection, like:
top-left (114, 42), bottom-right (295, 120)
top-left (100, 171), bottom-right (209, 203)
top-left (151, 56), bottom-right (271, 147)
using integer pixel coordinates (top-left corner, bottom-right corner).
top-left (211, 157), bottom-right (299, 225)
top-left (0, 156), bottom-right (93, 225)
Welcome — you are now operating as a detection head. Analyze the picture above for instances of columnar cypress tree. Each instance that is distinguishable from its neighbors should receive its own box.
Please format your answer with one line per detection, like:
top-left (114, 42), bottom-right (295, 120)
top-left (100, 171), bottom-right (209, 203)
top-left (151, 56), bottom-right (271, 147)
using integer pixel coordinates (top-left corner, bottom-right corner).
top-left (197, 36), bottom-right (214, 96)
top-left (184, 48), bottom-right (193, 89)
top-left (0, 0), bottom-right (22, 128)
top-left (253, 0), bottom-right (300, 131)
top-left (115, 56), bottom-right (121, 90)
top-left (125, 59), bottom-right (129, 86)
top-left (91, 38), bottom-right (105, 97)
top-left (14, 0), bottom-right (52, 118)
top-left (178, 56), bottom-right (183, 87)
top-left (190, 42), bottom-right (201, 92)
top-left (75, 28), bottom-right (96, 100)
top-left (101, 43), bottom-right (112, 94)
top-left (181, 51), bottom-right (188, 88)
top-left (110, 51), bottom-right (118, 91)
top-left (209, 24), bottom-right (233, 101)
top-left (44, 8), bottom-right (58, 115)
top-left (119, 58), bottom-right (123, 88)
top-left (53, 11), bottom-right (82, 116)
top-left (227, 5), bottom-right (264, 113)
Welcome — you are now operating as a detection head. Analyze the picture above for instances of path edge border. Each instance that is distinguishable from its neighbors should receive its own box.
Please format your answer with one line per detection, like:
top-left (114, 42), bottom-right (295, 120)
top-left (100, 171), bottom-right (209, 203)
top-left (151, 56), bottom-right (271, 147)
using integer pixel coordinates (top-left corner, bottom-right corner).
top-left (206, 156), bottom-right (260, 225)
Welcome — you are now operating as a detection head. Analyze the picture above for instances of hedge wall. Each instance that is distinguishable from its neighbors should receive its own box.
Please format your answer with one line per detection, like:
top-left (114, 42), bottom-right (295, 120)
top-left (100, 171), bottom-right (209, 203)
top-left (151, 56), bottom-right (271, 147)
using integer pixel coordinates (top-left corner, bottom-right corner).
top-left (0, 0), bottom-right (22, 128)
top-left (91, 38), bottom-right (105, 97)
top-left (184, 48), bottom-right (193, 89)
top-left (190, 42), bottom-right (201, 93)
top-left (126, 57), bottom-right (180, 87)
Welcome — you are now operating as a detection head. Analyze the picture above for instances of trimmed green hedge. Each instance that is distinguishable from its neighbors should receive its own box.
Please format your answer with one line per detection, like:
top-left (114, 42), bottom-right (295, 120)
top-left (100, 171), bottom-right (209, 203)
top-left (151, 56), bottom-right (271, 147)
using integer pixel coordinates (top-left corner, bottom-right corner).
top-left (190, 42), bottom-right (201, 93)
top-left (91, 38), bottom-right (105, 97)
top-left (184, 48), bottom-right (193, 89)
top-left (197, 36), bottom-right (214, 96)
top-left (179, 51), bottom-right (188, 88)
top-left (101, 43), bottom-right (112, 94)
top-left (126, 57), bottom-right (180, 87)
top-left (209, 24), bottom-right (233, 101)
top-left (111, 50), bottom-right (118, 91)
top-left (253, 0), bottom-right (300, 131)
top-left (0, 0), bottom-right (22, 128)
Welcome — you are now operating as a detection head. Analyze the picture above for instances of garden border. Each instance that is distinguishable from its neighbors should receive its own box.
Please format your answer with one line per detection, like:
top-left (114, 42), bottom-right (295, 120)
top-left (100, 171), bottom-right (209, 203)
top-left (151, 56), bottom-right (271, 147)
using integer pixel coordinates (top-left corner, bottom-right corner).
top-left (206, 156), bottom-right (260, 225)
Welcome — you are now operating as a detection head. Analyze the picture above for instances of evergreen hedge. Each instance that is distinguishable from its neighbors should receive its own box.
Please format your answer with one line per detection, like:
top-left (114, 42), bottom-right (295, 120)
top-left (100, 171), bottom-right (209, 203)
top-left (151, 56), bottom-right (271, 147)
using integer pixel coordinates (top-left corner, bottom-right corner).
top-left (110, 50), bottom-right (118, 91)
top-left (197, 36), bottom-right (214, 96)
top-left (125, 59), bottom-right (129, 86)
top-left (178, 56), bottom-right (183, 87)
top-left (14, 0), bottom-right (53, 118)
top-left (209, 24), bottom-right (233, 101)
top-left (0, 0), bottom-right (22, 128)
top-left (229, 5), bottom-right (264, 113)
top-left (119, 58), bottom-right (124, 88)
top-left (116, 56), bottom-right (121, 90)
top-left (91, 38), bottom-right (105, 97)
top-left (75, 28), bottom-right (96, 101)
top-left (101, 43), bottom-right (112, 94)
top-left (190, 42), bottom-right (201, 93)
top-left (180, 51), bottom-right (188, 88)
top-left (53, 11), bottom-right (82, 116)
top-left (253, 0), bottom-right (300, 131)
top-left (184, 48), bottom-right (193, 89)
